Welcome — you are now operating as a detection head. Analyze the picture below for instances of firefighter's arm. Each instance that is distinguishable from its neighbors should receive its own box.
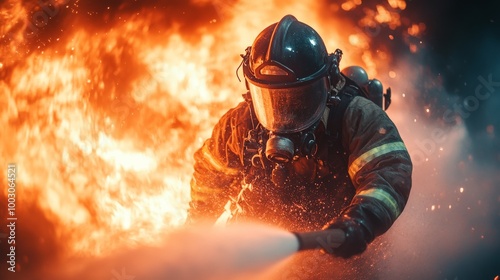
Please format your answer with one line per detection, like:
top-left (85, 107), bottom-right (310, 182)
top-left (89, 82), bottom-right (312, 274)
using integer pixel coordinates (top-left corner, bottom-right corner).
top-left (326, 96), bottom-right (413, 257)
top-left (187, 103), bottom-right (249, 224)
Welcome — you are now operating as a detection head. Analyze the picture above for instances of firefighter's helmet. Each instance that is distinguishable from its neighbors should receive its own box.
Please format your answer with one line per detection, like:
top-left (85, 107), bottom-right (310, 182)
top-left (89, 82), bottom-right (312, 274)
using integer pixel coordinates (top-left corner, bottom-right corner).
top-left (242, 15), bottom-right (331, 134)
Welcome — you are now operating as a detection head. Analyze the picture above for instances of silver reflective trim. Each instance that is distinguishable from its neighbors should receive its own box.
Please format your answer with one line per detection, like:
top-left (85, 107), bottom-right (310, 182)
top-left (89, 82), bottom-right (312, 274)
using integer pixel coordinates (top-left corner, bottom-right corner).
top-left (349, 142), bottom-right (407, 179)
top-left (356, 188), bottom-right (401, 218)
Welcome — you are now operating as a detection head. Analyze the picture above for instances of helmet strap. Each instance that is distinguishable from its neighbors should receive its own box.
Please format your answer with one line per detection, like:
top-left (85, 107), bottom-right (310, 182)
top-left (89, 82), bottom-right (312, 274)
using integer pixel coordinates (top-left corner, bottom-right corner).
top-left (236, 46), bottom-right (252, 82)
top-left (327, 49), bottom-right (344, 96)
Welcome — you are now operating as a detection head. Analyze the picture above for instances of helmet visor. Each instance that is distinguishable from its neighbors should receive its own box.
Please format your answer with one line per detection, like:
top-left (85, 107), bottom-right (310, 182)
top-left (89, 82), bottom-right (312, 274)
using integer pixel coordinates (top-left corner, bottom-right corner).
top-left (248, 77), bottom-right (328, 133)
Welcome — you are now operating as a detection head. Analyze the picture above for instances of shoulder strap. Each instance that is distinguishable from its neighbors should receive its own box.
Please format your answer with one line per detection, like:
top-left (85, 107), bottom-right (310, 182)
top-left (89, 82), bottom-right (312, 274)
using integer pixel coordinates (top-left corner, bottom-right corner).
top-left (324, 79), bottom-right (362, 166)
top-left (326, 83), bottom-right (358, 142)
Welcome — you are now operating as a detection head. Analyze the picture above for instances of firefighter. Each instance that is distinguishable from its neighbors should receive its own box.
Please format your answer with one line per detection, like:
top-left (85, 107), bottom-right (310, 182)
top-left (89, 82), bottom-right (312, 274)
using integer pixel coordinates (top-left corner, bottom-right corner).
top-left (188, 15), bottom-right (412, 258)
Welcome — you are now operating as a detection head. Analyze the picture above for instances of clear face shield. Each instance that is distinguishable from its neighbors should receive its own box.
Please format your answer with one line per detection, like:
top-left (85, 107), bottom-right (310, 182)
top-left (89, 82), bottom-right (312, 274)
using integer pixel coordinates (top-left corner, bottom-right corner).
top-left (247, 77), bottom-right (329, 134)
top-left (247, 77), bottom-right (329, 164)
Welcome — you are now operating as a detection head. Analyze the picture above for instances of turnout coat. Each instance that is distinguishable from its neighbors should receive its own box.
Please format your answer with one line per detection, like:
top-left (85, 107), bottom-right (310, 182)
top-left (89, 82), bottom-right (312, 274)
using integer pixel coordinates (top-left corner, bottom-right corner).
top-left (188, 84), bottom-right (412, 234)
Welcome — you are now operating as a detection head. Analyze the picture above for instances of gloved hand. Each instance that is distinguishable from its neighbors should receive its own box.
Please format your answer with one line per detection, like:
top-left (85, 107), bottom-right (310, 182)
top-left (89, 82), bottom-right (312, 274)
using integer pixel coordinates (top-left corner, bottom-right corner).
top-left (324, 205), bottom-right (376, 258)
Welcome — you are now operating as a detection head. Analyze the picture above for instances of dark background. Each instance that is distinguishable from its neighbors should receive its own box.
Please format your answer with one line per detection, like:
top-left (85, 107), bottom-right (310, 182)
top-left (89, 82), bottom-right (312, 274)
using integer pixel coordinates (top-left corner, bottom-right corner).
top-left (407, 0), bottom-right (499, 165)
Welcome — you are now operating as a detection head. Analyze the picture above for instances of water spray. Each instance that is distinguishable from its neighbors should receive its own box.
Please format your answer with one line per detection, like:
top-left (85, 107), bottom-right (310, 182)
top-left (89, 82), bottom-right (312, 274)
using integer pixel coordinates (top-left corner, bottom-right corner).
top-left (51, 224), bottom-right (346, 280)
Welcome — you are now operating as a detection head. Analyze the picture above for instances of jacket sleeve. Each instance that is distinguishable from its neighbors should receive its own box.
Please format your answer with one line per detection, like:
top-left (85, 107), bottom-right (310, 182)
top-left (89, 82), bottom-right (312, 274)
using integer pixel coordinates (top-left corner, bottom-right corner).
top-left (187, 102), bottom-right (250, 224)
top-left (339, 96), bottom-right (413, 238)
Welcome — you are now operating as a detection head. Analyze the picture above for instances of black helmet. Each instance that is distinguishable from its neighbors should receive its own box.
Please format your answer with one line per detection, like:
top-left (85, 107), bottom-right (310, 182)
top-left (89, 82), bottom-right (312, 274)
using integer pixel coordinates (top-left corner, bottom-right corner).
top-left (242, 15), bottom-right (330, 134)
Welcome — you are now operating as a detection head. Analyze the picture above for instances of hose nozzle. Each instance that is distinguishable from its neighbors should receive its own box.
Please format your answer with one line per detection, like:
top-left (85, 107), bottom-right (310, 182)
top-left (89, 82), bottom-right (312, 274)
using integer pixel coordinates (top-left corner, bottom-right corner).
top-left (293, 229), bottom-right (345, 252)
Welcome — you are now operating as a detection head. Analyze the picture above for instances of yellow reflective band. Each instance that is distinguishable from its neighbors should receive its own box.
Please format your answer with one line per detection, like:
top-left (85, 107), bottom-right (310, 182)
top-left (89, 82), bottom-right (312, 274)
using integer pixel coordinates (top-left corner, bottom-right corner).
top-left (349, 141), bottom-right (407, 179)
top-left (357, 188), bottom-right (401, 218)
top-left (201, 144), bottom-right (240, 176)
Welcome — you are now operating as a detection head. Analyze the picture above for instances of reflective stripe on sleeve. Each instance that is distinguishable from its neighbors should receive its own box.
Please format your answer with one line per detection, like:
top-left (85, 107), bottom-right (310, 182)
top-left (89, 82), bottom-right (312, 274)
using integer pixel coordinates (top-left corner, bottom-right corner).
top-left (201, 144), bottom-right (240, 176)
top-left (356, 188), bottom-right (401, 218)
top-left (348, 141), bottom-right (407, 179)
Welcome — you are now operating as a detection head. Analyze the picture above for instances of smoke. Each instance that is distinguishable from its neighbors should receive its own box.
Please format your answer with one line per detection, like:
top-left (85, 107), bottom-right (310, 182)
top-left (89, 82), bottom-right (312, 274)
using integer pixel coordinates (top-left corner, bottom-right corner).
top-left (368, 63), bottom-right (500, 279)
top-left (369, 0), bottom-right (500, 278)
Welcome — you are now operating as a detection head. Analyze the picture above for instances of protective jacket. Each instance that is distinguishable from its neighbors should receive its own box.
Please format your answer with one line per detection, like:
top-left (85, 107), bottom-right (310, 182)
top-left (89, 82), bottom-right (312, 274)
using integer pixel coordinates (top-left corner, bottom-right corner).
top-left (189, 81), bottom-right (412, 234)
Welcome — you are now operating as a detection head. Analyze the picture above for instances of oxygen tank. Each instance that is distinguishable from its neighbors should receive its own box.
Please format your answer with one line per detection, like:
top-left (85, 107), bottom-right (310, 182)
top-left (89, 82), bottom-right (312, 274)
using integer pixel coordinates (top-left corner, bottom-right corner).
top-left (341, 66), bottom-right (390, 110)
top-left (366, 78), bottom-right (384, 108)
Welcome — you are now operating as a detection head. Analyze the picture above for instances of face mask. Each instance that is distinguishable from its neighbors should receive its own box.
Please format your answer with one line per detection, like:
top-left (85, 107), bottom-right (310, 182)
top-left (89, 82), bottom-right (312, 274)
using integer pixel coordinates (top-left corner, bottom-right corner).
top-left (264, 120), bottom-right (319, 164)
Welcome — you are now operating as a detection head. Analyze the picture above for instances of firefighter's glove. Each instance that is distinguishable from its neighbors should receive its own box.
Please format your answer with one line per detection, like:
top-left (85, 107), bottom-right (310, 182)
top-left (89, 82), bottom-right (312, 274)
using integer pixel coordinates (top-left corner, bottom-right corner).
top-left (324, 206), bottom-right (376, 258)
